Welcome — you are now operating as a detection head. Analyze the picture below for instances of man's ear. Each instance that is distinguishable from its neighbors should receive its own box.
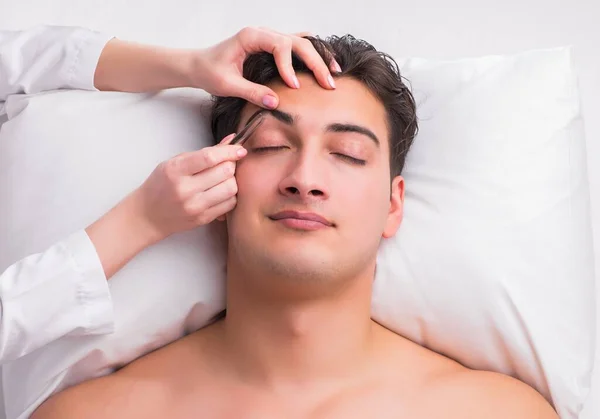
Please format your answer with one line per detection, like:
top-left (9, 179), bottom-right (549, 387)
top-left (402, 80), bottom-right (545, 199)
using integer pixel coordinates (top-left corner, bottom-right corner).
top-left (382, 175), bottom-right (405, 239)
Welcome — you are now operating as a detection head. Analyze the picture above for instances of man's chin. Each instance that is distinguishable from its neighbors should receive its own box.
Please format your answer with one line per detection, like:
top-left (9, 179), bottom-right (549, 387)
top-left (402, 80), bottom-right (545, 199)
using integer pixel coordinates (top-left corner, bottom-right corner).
top-left (259, 252), bottom-right (336, 281)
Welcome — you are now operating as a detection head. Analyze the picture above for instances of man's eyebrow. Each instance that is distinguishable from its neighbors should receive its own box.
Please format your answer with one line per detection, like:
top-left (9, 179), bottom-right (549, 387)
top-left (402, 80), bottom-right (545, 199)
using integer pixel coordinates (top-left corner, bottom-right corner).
top-left (259, 110), bottom-right (380, 146)
top-left (265, 109), bottom-right (295, 125)
top-left (326, 123), bottom-right (380, 147)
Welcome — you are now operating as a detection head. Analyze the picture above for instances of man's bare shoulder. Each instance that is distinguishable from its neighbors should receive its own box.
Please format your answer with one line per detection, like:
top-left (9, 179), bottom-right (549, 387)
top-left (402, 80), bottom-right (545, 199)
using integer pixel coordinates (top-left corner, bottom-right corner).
top-left (30, 331), bottom-right (206, 419)
top-left (30, 366), bottom-right (169, 419)
top-left (426, 369), bottom-right (559, 419)
top-left (372, 325), bottom-right (557, 419)
top-left (372, 322), bottom-right (466, 377)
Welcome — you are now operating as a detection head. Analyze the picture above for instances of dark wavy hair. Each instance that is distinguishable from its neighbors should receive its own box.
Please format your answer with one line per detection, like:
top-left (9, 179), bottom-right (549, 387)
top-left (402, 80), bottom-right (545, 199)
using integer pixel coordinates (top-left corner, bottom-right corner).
top-left (210, 34), bottom-right (418, 178)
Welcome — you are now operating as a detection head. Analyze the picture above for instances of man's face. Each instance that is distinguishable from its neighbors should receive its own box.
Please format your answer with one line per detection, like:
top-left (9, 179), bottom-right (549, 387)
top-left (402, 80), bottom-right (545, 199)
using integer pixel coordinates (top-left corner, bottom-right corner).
top-left (226, 74), bottom-right (404, 285)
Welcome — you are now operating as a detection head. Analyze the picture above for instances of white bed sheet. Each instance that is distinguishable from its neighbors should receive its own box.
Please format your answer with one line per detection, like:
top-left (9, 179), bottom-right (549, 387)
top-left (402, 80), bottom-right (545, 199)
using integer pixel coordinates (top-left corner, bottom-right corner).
top-left (0, 0), bottom-right (598, 417)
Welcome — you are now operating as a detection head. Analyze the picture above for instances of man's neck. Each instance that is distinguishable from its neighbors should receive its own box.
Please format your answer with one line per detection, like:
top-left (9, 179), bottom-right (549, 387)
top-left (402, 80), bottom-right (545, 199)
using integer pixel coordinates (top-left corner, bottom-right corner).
top-left (217, 263), bottom-right (377, 391)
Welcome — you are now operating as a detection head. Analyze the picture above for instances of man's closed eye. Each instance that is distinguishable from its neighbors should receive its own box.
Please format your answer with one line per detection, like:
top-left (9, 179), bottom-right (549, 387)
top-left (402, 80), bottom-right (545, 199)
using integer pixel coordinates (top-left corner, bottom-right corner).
top-left (250, 146), bottom-right (366, 166)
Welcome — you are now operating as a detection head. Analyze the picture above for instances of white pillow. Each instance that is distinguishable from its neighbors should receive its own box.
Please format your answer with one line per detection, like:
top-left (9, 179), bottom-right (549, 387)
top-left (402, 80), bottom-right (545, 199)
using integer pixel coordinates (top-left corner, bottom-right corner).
top-left (0, 47), bottom-right (595, 419)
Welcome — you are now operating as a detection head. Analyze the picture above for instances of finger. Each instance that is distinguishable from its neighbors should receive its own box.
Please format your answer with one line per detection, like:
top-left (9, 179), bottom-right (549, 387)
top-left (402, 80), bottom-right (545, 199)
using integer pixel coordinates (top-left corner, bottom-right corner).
top-left (239, 27), bottom-right (338, 89)
top-left (289, 35), bottom-right (336, 90)
top-left (228, 76), bottom-right (279, 109)
top-left (219, 133), bottom-right (237, 145)
top-left (270, 36), bottom-right (301, 90)
top-left (260, 26), bottom-right (312, 39)
top-left (331, 58), bottom-right (342, 73)
top-left (201, 196), bottom-right (238, 224)
top-left (293, 31), bottom-right (313, 38)
top-left (188, 176), bottom-right (238, 214)
top-left (238, 28), bottom-right (299, 91)
top-left (291, 32), bottom-right (341, 73)
top-left (175, 145), bottom-right (247, 175)
top-left (183, 159), bottom-right (237, 194)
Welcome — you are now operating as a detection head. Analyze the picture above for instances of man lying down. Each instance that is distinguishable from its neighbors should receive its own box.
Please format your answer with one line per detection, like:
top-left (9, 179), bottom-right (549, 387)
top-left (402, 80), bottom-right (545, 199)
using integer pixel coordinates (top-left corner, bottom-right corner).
top-left (32, 35), bottom-right (558, 419)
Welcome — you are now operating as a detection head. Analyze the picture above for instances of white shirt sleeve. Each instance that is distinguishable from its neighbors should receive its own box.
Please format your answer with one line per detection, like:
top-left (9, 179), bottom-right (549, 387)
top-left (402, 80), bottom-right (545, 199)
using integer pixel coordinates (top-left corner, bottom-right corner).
top-left (0, 230), bottom-right (114, 364)
top-left (0, 25), bottom-right (114, 117)
top-left (0, 26), bottom-right (116, 363)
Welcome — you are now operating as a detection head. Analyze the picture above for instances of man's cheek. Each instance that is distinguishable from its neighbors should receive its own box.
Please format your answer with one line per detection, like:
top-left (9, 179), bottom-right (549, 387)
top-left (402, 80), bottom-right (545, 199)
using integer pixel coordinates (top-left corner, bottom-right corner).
top-left (234, 170), bottom-right (261, 199)
top-left (233, 171), bottom-right (273, 217)
top-left (236, 162), bottom-right (278, 192)
top-left (354, 187), bottom-right (391, 230)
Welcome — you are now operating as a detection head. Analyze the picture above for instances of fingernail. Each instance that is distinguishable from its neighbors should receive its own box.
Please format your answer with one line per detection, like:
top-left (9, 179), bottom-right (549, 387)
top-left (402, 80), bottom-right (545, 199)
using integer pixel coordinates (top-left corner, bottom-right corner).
top-left (293, 75), bottom-right (300, 89)
top-left (333, 60), bottom-right (342, 73)
top-left (328, 74), bottom-right (336, 89)
top-left (262, 95), bottom-right (278, 109)
top-left (237, 148), bottom-right (247, 157)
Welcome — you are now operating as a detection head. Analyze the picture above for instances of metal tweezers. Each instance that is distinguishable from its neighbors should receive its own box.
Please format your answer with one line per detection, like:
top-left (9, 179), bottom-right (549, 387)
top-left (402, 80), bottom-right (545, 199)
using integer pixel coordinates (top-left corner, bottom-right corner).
top-left (230, 110), bottom-right (266, 146)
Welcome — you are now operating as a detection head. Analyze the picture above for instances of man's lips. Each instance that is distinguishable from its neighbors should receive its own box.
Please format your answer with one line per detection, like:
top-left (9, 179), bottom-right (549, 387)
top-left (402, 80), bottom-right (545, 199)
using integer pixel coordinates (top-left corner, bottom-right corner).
top-left (269, 211), bottom-right (334, 228)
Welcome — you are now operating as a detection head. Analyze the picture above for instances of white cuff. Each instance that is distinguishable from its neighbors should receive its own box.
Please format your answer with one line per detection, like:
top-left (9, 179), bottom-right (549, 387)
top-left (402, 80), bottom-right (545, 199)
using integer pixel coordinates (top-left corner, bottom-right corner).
top-left (64, 230), bottom-right (115, 335)
top-left (67, 29), bottom-right (115, 92)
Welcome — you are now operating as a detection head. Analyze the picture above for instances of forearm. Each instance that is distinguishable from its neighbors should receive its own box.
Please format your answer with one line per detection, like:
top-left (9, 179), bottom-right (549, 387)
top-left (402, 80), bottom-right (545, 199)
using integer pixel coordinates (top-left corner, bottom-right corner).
top-left (93, 38), bottom-right (194, 92)
top-left (85, 191), bottom-right (161, 279)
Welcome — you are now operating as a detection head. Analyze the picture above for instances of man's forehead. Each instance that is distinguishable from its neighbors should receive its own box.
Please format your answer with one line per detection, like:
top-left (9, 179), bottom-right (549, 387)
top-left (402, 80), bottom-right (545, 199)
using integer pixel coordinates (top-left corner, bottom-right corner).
top-left (238, 76), bottom-right (389, 142)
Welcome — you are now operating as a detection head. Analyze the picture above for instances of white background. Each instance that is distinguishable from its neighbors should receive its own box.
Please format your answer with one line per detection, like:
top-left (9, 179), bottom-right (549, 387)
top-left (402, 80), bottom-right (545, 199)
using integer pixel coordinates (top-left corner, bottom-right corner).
top-left (0, 0), bottom-right (598, 417)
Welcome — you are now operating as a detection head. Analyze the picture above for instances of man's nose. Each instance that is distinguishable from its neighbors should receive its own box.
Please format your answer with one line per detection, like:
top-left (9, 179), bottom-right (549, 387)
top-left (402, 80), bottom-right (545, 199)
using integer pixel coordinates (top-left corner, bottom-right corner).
top-left (278, 152), bottom-right (330, 201)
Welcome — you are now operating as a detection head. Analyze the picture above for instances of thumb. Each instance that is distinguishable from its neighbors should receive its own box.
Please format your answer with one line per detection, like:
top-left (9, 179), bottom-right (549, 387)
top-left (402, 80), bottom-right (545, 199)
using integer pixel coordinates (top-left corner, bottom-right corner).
top-left (230, 78), bottom-right (279, 109)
